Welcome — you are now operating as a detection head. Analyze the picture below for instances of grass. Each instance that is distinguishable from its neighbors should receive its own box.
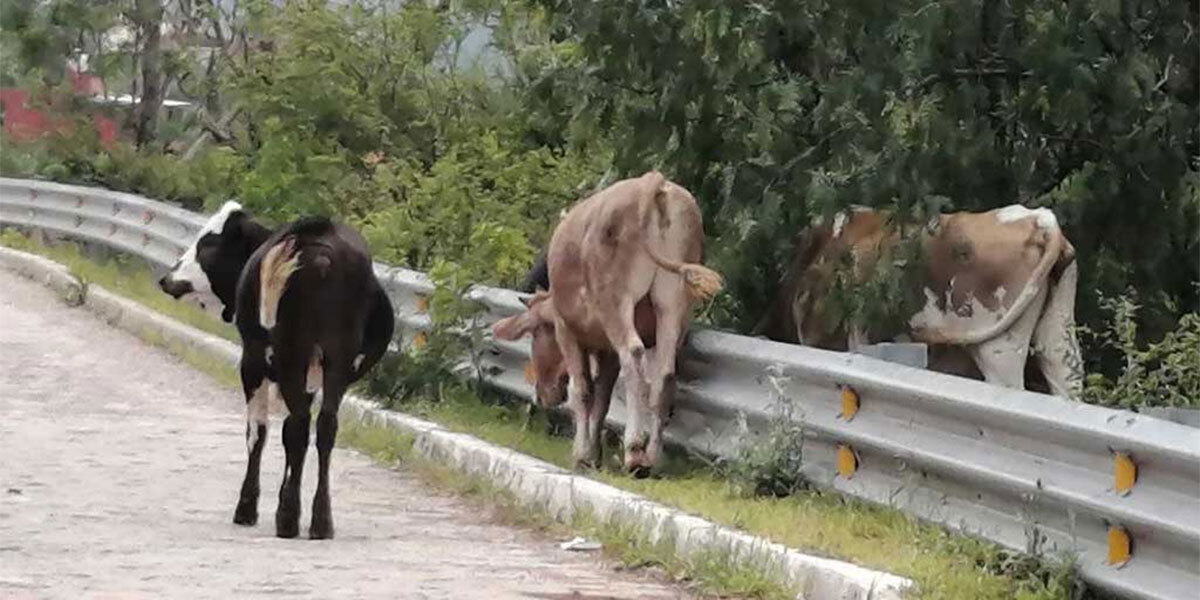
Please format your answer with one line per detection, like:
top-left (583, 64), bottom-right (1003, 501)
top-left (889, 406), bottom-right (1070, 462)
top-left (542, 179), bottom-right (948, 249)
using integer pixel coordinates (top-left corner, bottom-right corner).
top-left (394, 390), bottom-right (1084, 600)
top-left (0, 229), bottom-right (238, 342)
top-left (337, 416), bottom-right (796, 600)
top-left (0, 231), bottom-right (1087, 600)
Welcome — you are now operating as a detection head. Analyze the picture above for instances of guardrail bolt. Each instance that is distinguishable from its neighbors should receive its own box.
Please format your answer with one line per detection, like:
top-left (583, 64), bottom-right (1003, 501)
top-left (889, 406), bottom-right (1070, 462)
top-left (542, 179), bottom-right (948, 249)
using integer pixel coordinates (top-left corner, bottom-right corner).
top-left (141, 233), bottom-right (151, 247)
top-left (837, 444), bottom-right (858, 479)
top-left (111, 204), bottom-right (121, 216)
top-left (74, 215), bottom-right (83, 228)
top-left (1107, 525), bottom-right (1131, 567)
top-left (108, 223), bottom-right (118, 237)
top-left (1113, 451), bottom-right (1137, 496)
top-left (28, 189), bottom-right (37, 201)
top-left (839, 385), bottom-right (859, 421)
top-left (142, 210), bottom-right (155, 225)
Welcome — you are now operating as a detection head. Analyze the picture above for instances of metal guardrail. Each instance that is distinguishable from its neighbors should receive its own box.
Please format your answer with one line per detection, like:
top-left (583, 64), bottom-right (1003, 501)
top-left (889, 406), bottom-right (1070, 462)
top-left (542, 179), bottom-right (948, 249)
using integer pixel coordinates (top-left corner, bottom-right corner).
top-left (2, 177), bottom-right (1197, 600)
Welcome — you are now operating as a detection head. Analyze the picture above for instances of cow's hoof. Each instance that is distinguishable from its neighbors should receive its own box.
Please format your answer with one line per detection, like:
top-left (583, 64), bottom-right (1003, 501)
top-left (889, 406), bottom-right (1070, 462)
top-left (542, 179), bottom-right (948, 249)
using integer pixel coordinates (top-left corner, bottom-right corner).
top-left (627, 464), bottom-right (652, 479)
top-left (572, 458), bottom-right (599, 472)
top-left (309, 520), bottom-right (335, 540)
top-left (275, 514), bottom-right (300, 539)
top-left (232, 502), bottom-right (258, 526)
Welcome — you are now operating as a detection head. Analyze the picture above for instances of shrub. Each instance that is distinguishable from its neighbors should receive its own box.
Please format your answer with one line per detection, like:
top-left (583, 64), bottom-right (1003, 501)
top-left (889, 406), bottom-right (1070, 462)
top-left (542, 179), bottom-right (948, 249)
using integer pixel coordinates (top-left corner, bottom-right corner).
top-left (722, 369), bottom-right (808, 498)
top-left (1081, 294), bottom-right (1200, 409)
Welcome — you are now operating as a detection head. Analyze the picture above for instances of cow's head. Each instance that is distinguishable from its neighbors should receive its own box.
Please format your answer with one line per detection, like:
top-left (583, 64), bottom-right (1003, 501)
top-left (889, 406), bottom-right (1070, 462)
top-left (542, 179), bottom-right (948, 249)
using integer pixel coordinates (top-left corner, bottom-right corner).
top-left (158, 201), bottom-right (253, 323)
top-left (491, 291), bottom-right (567, 408)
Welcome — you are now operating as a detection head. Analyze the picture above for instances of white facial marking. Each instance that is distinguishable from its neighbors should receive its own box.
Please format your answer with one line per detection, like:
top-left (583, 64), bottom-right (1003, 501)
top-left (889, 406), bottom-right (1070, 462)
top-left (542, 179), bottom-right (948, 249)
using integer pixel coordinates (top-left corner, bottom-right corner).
top-left (163, 200), bottom-right (243, 301)
top-left (246, 381), bottom-right (272, 451)
top-left (996, 205), bottom-right (1058, 229)
top-left (353, 354), bottom-right (365, 371)
top-left (832, 211), bottom-right (849, 239)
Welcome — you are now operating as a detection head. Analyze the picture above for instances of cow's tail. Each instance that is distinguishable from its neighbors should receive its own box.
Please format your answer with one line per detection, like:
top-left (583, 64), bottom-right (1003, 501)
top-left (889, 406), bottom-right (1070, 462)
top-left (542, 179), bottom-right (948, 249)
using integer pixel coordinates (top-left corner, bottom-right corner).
top-left (916, 222), bottom-right (1066, 345)
top-left (639, 172), bottom-right (724, 302)
top-left (258, 236), bottom-right (301, 330)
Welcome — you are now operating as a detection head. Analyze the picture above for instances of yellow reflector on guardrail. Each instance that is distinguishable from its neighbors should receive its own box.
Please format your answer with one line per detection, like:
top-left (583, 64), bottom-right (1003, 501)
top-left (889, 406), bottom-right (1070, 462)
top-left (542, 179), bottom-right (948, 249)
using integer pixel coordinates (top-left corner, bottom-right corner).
top-left (1108, 525), bottom-right (1131, 567)
top-left (1115, 452), bottom-right (1137, 496)
top-left (840, 386), bottom-right (859, 421)
top-left (837, 444), bottom-right (858, 478)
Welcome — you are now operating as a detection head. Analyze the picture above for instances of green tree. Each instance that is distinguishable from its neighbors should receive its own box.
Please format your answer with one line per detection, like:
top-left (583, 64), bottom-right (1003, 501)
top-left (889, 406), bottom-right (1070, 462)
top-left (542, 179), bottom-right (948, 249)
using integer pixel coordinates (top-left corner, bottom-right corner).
top-left (522, 0), bottom-right (1198, 373)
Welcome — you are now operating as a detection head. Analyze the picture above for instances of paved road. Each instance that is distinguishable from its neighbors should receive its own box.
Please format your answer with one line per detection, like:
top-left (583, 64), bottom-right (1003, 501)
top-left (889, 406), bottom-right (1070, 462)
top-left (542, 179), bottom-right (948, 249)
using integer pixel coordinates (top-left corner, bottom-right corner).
top-left (0, 269), bottom-right (691, 600)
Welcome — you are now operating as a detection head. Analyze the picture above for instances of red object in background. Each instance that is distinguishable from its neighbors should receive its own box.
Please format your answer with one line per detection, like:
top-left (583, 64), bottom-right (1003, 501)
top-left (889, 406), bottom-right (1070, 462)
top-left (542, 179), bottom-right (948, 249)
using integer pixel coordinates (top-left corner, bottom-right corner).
top-left (0, 66), bottom-right (119, 147)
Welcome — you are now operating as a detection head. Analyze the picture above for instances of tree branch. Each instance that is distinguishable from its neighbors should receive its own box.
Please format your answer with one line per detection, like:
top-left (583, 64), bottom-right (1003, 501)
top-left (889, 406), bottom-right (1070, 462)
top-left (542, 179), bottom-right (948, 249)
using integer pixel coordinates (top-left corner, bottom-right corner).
top-left (917, 67), bottom-right (1033, 88)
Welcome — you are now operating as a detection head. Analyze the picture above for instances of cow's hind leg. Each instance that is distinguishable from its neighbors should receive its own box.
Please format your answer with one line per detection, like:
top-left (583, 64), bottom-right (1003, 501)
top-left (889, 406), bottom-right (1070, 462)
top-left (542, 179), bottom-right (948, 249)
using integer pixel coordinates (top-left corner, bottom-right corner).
top-left (275, 368), bottom-right (314, 539)
top-left (1033, 260), bottom-right (1083, 399)
top-left (969, 287), bottom-right (1047, 391)
top-left (595, 299), bottom-right (651, 476)
top-left (234, 341), bottom-right (270, 526)
top-left (639, 282), bottom-right (689, 475)
top-left (310, 365), bottom-right (348, 540)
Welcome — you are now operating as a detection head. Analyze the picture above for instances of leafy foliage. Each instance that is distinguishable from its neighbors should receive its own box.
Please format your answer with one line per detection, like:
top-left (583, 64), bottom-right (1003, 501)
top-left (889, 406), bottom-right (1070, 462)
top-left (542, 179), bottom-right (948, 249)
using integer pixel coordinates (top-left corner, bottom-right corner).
top-left (1081, 294), bottom-right (1200, 408)
top-left (528, 0), bottom-right (1199, 359)
top-left (723, 372), bottom-right (808, 498)
top-left (1, 0), bottom-right (1197, 409)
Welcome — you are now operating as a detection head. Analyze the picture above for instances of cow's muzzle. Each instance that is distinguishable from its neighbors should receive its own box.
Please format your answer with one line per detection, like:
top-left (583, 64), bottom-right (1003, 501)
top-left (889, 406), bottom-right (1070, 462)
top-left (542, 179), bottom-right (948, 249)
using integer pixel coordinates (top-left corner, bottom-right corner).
top-left (536, 380), bottom-right (568, 409)
top-left (158, 274), bottom-right (193, 299)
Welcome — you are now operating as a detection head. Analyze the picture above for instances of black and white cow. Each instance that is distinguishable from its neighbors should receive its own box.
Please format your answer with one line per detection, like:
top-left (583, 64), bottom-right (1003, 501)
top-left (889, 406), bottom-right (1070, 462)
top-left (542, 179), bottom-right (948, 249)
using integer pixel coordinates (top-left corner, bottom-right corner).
top-left (159, 201), bottom-right (394, 539)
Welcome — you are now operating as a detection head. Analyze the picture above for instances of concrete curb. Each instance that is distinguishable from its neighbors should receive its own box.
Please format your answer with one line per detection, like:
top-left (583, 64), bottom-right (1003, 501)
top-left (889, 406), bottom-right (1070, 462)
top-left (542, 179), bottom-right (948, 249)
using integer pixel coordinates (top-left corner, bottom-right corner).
top-left (0, 246), bottom-right (84, 306)
top-left (0, 245), bottom-right (913, 600)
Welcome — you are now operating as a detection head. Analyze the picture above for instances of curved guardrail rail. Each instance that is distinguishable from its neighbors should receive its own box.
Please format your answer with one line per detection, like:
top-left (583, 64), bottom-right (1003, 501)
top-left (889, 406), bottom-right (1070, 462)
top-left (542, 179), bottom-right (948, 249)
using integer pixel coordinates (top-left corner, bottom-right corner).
top-left (2, 177), bottom-right (1197, 600)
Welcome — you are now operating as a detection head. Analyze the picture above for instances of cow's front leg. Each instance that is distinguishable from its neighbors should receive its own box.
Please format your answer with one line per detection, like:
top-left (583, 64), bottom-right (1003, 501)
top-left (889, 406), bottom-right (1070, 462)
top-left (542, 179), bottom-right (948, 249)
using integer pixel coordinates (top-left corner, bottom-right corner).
top-left (234, 343), bottom-right (270, 526)
top-left (586, 352), bottom-right (620, 469)
top-left (554, 326), bottom-right (597, 469)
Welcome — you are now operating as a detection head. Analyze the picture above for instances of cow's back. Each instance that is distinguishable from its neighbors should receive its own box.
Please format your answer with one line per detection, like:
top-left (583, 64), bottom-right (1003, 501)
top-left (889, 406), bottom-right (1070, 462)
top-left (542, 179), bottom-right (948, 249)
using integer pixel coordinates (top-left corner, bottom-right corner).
top-left (236, 219), bottom-right (377, 347)
top-left (914, 208), bottom-right (1064, 339)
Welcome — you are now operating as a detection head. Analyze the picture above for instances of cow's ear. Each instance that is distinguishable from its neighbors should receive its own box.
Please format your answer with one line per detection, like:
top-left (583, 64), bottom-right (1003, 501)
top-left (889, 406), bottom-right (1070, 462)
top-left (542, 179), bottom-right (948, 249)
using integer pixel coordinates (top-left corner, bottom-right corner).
top-left (218, 210), bottom-right (247, 243)
top-left (492, 311), bottom-right (538, 341)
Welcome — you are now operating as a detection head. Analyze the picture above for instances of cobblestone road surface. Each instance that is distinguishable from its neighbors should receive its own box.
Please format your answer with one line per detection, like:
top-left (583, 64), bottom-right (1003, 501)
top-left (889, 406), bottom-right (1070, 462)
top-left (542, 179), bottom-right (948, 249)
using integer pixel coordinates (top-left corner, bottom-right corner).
top-left (0, 269), bottom-right (691, 600)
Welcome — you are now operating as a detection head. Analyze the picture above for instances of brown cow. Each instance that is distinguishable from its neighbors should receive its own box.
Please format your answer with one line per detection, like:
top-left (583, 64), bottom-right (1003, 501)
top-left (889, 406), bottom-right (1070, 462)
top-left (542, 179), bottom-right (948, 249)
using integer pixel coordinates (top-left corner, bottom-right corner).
top-left (756, 205), bottom-right (1082, 399)
top-left (492, 172), bottom-right (722, 475)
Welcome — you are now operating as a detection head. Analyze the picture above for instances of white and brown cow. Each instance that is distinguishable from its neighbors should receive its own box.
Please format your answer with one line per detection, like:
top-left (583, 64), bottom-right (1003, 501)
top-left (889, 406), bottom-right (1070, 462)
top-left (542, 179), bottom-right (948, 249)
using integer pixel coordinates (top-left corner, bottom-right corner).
top-left (493, 172), bottom-right (722, 476)
top-left (756, 205), bottom-right (1083, 399)
top-left (159, 201), bottom-right (394, 539)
